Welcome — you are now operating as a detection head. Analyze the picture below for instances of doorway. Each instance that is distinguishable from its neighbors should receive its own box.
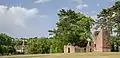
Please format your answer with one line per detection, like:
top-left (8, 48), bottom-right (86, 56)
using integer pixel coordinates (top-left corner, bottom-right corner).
top-left (68, 48), bottom-right (70, 53)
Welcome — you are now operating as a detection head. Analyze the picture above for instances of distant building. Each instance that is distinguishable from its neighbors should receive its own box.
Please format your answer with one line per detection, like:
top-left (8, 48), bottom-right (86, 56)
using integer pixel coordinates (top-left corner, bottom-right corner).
top-left (14, 45), bottom-right (28, 53)
top-left (64, 43), bottom-right (86, 53)
top-left (93, 28), bottom-right (111, 52)
top-left (14, 40), bottom-right (28, 53)
top-left (64, 28), bottom-right (111, 53)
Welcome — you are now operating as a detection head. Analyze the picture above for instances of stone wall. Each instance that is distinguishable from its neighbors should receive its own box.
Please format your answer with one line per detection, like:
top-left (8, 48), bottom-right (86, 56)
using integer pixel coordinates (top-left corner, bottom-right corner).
top-left (64, 45), bottom-right (86, 53)
top-left (75, 46), bottom-right (86, 52)
top-left (102, 29), bottom-right (111, 52)
top-left (94, 29), bottom-right (103, 52)
top-left (64, 45), bottom-right (75, 53)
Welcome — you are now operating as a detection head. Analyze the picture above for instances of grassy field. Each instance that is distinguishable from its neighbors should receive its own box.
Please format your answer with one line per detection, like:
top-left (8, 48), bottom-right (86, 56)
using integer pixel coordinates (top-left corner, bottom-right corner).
top-left (1, 52), bottom-right (120, 58)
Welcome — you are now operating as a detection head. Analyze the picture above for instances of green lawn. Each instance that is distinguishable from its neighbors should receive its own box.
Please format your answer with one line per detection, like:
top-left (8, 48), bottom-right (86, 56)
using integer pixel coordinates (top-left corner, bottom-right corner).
top-left (1, 52), bottom-right (120, 58)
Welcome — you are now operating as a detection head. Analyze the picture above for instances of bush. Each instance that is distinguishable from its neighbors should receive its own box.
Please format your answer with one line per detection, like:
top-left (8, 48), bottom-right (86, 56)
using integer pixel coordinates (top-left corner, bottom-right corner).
top-left (16, 52), bottom-right (25, 54)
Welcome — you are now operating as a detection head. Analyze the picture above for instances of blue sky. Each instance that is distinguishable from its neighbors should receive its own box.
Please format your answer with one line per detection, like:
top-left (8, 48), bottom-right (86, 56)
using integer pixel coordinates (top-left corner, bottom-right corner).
top-left (0, 0), bottom-right (116, 38)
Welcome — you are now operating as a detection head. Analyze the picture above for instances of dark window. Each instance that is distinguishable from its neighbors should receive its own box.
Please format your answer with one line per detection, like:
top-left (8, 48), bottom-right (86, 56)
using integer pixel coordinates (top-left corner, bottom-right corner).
top-left (94, 44), bottom-right (96, 47)
top-left (89, 42), bottom-right (91, 46)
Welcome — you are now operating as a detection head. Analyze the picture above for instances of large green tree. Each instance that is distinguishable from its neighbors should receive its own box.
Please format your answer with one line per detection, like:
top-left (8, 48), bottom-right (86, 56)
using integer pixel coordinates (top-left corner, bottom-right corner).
top-left (49, 9), bottom-right (94, 51)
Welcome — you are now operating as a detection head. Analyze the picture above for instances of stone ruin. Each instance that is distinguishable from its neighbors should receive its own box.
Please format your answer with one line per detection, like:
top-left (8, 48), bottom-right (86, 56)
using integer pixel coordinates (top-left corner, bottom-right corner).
top-left (64, 43), bottom-right (86, 53)
top-left (93, 28), bottom-right (111, 52)
top-left (64, 28), bottom-right (111, 53)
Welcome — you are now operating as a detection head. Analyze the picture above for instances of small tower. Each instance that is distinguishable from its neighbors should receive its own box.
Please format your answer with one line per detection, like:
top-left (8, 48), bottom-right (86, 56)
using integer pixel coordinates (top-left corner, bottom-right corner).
top-left (94, 28), bottom-right (111, 52)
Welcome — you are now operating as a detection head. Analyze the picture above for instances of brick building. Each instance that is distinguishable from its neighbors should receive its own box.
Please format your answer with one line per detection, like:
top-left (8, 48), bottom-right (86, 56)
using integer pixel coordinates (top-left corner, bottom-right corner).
top-left (93, 28), bottom-right (111, 52)
top-left (64, 28), bottom-right (111, 53)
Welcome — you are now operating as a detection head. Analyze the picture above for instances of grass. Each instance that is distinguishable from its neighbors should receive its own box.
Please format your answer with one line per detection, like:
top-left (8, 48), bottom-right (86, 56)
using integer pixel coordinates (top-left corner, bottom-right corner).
top-left (0, 52), bottom-right (120, 58)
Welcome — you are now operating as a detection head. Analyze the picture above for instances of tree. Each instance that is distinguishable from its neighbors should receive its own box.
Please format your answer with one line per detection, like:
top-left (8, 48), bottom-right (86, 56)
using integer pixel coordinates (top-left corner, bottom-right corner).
top-left (49, 9), bottom-right (94, 52)
top-left (50, 38), bottom-right (63, 53)
top-left (0, 33), bottom-right (13, 45)
top-left (28, 37), bottom-right (51, 54)
top-left (96, 1), bottom-right (120, 34)
top-left (0, 33), bottom-right (16, 55)
top-left (96, 1), bottom-right (120, 51)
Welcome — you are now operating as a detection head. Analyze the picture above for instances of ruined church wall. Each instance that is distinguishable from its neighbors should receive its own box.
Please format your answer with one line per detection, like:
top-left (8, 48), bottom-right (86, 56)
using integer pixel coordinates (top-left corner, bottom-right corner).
top-left (102, 29), bottom-right (111, 52)
top-left (94, 29), bottom-right (103, 52)
top-left (64, 45), bottom-right (75, 53)
top-left (94, 29), bottom-right (111, 52)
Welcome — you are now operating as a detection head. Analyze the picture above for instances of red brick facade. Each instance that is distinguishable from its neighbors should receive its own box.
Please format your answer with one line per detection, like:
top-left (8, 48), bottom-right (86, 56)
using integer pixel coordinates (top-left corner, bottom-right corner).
top-left (93, 28), bottom-right (111, 52)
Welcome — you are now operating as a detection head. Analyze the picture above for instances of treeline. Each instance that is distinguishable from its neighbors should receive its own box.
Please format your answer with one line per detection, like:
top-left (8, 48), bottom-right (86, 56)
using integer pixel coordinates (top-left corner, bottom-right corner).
top-left (1, 1), bottom-right (120, 55)
top-left (0, 33), bottom-right (16, 55)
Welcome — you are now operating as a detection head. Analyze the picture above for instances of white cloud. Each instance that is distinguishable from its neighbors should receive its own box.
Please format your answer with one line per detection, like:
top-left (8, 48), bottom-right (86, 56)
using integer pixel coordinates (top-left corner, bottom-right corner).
top-left (0, 5), bottom-right (50, 38)
top-left (76, 4), bottom-right (88, 9)
top-left (97, 4), bottom-right (100, 7)
top-left (34, 0), bottom-right (50, 3)
top-left (72, 0), bottom-right (84, 3)
top-left (72, 0), bottom-right (88, 10)
top-left (0, 5), bottom-right (39, 28)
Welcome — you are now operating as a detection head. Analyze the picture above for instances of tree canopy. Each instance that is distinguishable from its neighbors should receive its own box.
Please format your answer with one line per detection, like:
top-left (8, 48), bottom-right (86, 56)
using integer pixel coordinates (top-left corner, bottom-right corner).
top-left (0, 33), bottom-right (16, 55)
top-left (49, 9), bottom-right (94, 47)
